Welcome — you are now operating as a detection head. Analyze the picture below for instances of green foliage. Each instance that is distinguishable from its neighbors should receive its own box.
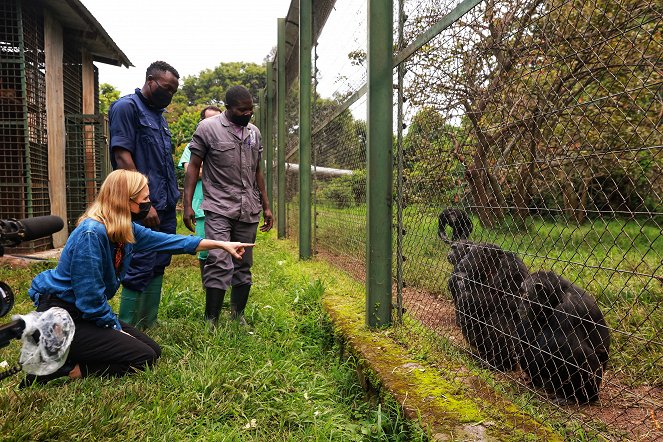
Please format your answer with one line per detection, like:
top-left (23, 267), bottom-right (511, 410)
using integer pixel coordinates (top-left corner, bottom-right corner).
top-left (168, 61), bottom-right (266, 123)
top-left (402, 108), bottom-right (467, 205)
top-left (169, 110), bottom-right (200, 148)
top-left (349, 169), bottom-right (367, 204)
top-left (319, 176), bottom-right (355, 208)
top-left (313, 100), bottom-right (366, 170)
top-left (98, 83), bottom-right (120, 115)
top-left (400, 0), bottom-right (661, 223)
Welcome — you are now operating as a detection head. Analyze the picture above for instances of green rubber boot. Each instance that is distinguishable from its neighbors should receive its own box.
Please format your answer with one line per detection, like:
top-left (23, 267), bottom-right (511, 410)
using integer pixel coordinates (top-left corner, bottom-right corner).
top-left (137, 275), bottom-right (163, 329)
top-left (118, 287), bottom-right (142, 325)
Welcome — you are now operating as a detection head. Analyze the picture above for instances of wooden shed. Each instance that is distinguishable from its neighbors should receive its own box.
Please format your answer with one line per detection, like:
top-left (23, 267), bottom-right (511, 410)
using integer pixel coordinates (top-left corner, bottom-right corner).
top-left (0, 0), bottom-right (131, 251)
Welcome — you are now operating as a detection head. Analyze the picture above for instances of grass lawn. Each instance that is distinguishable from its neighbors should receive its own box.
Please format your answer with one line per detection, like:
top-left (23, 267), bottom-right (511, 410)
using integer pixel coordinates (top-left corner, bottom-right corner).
top-left (0, 227), bottom-right (426, 441)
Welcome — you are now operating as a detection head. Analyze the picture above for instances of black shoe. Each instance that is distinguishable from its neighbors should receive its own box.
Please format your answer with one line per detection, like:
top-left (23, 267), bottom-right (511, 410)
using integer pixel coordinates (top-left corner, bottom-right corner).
top-left (19, 362), bottom-right (75, 388)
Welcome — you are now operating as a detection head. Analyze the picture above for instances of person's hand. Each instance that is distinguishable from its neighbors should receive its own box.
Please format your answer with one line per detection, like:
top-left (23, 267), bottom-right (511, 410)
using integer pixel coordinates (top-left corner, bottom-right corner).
top-left (221, 242), bottom-right (255, 260)
top-left (260, 208), bottom-right (273, 232)
top-left (143, 206), bottom-right (160, 228)
top-left (183, 206), bottom-right (196, 232)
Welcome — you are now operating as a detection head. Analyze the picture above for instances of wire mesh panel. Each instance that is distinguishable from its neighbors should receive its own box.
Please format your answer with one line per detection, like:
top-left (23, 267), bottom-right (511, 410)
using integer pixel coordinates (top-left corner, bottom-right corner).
top-left (0, 0), bottom-right (50, 251)
top-left (62, 34), bottom-right (81, 116)
top-left (61, 36), bottom-right (97, 232)
top-left (284, 79), bottom-right (300, 240)
top-left (64, 114), bottom-right (106, 231)
top-left (310, 0), bottom-right (369, 274)
top-left (0, 0), bottom-right (25, 219)
top-left (21, 0), bottom-right (48, 224)
top-left (394, 0), bottom-right (661, 439)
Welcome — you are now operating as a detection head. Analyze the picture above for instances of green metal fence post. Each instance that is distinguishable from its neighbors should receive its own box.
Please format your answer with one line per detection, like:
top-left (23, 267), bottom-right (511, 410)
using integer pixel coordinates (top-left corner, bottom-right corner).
top-left (256, 88), bottom-right (264, 171)
top-left (366, 0), bottom-right (393, 328)
top-left (277, 17), bottom-right (287, 239)
top-left (299, 0), bottom-right (312, 259)
top-left (265, 61), bottom-right (274, 209)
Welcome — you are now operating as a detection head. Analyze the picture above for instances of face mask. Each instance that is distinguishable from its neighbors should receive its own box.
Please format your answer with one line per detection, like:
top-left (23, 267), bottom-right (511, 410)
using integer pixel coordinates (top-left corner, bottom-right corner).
top-left (131, 201), bottom-right (152, 222)
top-left (149, 80), bottom-right (173, 109)
top-left (229, 113), bottom-right (252, 127)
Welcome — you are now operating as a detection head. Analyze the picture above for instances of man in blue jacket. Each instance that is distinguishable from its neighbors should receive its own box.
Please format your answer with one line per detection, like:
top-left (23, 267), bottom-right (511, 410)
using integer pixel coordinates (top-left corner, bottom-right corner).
top-left (108, 61), bottom-right (180, 328)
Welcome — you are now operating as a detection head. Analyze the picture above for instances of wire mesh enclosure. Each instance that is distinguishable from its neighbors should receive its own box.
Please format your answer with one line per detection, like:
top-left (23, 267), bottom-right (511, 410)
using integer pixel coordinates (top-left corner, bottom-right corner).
top-left (1, 1), bottom-right (110, 248)
top-left (277, 0), bottom-right (661, 439)
top-left (0, 0), bottom-right (50, 251)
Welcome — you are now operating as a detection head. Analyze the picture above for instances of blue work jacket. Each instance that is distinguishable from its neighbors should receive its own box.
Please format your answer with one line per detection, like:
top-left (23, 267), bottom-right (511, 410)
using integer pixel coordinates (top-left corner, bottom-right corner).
top-left (108, 89), bottom-right (180, 210)
top-left (28, 219), bottom-right (201, 330)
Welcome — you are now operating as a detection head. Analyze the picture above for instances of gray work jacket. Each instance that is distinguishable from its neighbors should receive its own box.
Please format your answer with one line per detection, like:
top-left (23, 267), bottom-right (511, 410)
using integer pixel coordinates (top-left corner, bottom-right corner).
top-left (189, 112), bottom-right (263, 223)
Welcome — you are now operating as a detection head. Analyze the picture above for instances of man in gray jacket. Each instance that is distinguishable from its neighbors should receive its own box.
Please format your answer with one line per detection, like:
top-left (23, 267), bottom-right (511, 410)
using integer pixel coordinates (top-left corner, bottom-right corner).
top-left (183, 86), bottom-right (273, 325)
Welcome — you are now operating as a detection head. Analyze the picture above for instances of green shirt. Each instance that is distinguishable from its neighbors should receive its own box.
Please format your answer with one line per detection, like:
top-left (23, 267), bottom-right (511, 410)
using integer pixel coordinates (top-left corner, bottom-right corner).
top-left (178, 144), bottom-right (205, 219)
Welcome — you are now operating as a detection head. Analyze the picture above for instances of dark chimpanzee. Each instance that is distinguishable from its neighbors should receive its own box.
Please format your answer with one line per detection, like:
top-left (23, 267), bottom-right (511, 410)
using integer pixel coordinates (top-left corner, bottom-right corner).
top-left (438, 208), bottom-right (473, 243)
top-left (516, 271), bottom-right (610, 404)
top-left (447, 242), bottom-right (529, 371)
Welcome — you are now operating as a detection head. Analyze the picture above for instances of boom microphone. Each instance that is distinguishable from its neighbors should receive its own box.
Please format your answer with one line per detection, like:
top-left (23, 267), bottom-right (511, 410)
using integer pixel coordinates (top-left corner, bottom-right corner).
top-left (18, 216), bottom-right (65, 242)
top-left (0, 216), bottom-right (64, 248)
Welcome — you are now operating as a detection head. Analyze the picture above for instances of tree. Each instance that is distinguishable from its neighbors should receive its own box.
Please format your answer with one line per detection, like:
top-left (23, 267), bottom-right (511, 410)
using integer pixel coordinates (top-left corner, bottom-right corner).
top-left (402, 108), bottom-right (468, 206)
top-left (401, 0), bottom-right (661, 225)
top-left (167, 62), bottom-right (266, 122)
top-left (99, 83), bottom-right (120, 114)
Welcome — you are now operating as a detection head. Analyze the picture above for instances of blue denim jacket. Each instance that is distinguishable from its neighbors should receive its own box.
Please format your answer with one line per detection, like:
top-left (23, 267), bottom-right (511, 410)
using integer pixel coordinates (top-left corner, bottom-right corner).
top-left (28, 219), bottom-right (201, 330)
top-left (108, 89), bottom-right (180, 210)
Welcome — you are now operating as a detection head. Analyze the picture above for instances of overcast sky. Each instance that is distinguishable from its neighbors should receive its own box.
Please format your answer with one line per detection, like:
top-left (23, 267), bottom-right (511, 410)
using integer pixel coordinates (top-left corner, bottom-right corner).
top-left (80, 0), bottom-right (292, 96)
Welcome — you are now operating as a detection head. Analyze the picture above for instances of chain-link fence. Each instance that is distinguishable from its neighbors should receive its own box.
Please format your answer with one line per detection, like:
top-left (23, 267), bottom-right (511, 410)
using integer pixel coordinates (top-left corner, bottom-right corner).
top-left (274, 0), bottom-right (661, 439)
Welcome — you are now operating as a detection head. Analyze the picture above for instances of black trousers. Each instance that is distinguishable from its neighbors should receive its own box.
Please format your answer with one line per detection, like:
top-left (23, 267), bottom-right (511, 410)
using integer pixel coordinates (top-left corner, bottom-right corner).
top-left (37, 298), bottom-right (161, 377)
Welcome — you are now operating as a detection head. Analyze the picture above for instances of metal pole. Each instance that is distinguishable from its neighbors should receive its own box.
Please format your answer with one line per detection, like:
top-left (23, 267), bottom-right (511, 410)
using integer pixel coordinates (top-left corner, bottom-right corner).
top-left (366, 0), bottom-right (393, 328)
top-left (257, 88), bottom-right (265, 172)
top-left (299, 0), bottom-right (312, 259)
top-left (265, 61), bottom-right (274, 209)
top-left (277, 17), bottom-right (287, 239)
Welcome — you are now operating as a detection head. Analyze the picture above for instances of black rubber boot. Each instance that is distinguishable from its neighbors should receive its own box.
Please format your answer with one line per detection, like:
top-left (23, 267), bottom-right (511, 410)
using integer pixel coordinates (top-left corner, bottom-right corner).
top-left (205, 287), bottom-right (225, 324)
top-left (230, 284), bottom-right (251, 326)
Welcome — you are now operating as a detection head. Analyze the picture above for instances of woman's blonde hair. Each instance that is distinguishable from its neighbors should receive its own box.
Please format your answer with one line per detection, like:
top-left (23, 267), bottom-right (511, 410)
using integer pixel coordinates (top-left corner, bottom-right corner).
top-left (79, 169), bottom-right (148, 243)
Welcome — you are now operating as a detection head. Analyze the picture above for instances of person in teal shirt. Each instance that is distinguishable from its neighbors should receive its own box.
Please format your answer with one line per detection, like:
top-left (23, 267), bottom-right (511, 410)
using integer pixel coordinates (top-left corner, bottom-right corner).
top-left (178, 106), bottom-right (221, 280)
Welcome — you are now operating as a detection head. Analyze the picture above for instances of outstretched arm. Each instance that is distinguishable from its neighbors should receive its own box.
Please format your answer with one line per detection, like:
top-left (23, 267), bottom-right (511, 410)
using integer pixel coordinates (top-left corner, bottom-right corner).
top-left (196, 240), bottom-right (255, 260)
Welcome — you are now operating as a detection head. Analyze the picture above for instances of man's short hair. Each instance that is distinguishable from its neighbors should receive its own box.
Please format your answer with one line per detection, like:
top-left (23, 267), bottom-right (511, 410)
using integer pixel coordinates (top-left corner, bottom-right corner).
top-left (199, 105), bottom-right (222, 121)
top-left (225, 85), bottom-right (252, 107)
top-left (146, 61), bottom-right (180, 80)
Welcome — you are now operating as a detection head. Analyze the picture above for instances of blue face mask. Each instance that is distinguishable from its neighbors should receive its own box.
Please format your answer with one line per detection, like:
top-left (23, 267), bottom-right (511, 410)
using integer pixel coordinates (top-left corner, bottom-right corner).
top-left (131, 201), bottom-right (152, 222)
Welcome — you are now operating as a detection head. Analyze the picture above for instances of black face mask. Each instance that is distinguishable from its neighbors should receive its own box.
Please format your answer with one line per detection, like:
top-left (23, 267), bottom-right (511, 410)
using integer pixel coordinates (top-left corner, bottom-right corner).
top-left (228, 113), bottom-right (252, 127)
top-left (131, 201), bottom-right (152, 222)
top-left (149, 80), bottom-right (173, 109)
